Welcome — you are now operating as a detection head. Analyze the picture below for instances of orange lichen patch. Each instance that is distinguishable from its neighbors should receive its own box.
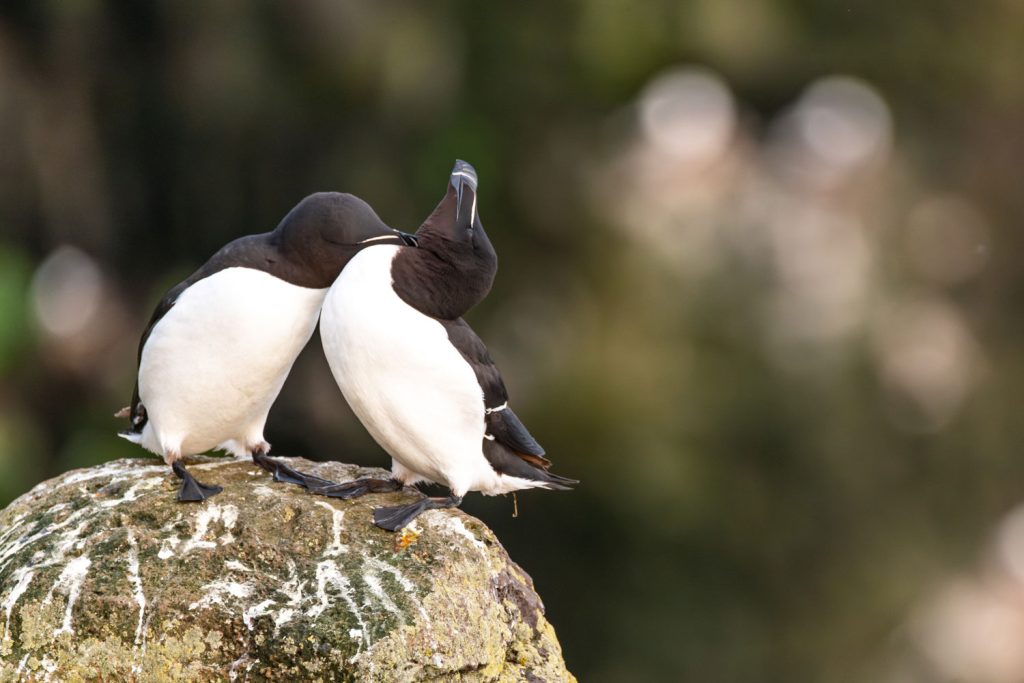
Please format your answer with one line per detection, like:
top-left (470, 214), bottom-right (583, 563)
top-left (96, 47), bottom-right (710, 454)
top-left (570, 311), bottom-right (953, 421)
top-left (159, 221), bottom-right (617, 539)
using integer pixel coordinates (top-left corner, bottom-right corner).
top-left (394, 525), bottom-right (421, 551)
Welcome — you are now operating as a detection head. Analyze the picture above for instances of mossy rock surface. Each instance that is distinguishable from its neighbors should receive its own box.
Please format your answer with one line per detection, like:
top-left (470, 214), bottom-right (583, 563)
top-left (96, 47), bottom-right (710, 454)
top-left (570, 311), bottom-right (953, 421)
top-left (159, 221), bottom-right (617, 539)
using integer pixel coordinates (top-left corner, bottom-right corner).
top-left (0, 457), bottom-right (574, 682)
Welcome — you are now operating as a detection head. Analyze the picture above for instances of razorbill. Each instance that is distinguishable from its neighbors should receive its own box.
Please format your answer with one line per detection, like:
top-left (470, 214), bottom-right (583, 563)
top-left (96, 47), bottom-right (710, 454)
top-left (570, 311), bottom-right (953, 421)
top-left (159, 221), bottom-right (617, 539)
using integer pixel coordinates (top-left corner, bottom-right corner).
top-left (117, 192), bottom-right (417, 501)
top-left (314, 160), bottom-right (577, 530)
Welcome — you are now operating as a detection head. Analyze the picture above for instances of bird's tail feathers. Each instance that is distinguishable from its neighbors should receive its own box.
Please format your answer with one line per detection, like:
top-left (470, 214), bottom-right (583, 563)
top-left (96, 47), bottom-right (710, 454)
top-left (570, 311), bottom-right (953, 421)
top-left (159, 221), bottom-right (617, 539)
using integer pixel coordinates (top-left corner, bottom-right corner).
top-left (483, 439), bottom-right (578, 490)
top-left (536, 470), bottom-right (578, 491)
top-left (117, 430), bottom-right (142, 444)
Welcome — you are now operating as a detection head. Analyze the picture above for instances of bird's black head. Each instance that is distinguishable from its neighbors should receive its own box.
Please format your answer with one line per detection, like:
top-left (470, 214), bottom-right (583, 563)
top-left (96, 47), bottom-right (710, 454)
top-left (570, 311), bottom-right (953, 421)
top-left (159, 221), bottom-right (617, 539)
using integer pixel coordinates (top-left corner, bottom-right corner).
top-left (271, 192), bottom-right (414, 286)
top-left (391, 160), bottom-right (499, 320)
top-left (416, 161), bottom-right (495, 258)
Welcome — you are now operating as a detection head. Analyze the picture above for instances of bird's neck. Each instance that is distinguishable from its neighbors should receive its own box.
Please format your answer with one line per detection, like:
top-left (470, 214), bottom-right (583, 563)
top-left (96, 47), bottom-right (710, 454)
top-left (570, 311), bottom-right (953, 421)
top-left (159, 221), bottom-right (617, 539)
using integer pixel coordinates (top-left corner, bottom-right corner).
top-left (391, 241), bottom-right (496, 320)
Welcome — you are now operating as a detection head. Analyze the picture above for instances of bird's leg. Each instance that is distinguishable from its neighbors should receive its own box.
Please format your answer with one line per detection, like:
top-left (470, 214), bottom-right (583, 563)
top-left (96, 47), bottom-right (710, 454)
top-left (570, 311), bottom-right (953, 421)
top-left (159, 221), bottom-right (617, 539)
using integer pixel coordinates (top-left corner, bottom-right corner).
top-left (172, 461), bottom-right (223, 502)
top-left (250, 445), bottom-right (335, 490)
top-left (372, 494), bottom-right (463, 532)
top-left (309, 477), bottom-right (404, 500)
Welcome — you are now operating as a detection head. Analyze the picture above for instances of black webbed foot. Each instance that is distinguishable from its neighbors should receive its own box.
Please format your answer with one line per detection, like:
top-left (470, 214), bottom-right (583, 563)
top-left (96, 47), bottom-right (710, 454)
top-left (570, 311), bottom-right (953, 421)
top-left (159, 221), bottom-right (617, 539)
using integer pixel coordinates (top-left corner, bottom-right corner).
top-left (172, 461), bottom-right (223, 502)
top-left (310, 478), bottom-right (404, 500)
top-left (252, 452), bottom-right (335, 489)
top-left (372, 494), bottom-right (463, 532)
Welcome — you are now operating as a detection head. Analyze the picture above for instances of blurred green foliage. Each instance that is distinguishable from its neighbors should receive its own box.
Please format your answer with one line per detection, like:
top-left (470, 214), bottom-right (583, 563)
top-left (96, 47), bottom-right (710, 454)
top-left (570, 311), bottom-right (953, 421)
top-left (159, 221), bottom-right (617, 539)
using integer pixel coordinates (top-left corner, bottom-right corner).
top-left (1, 2), bottom-right (1023, 681)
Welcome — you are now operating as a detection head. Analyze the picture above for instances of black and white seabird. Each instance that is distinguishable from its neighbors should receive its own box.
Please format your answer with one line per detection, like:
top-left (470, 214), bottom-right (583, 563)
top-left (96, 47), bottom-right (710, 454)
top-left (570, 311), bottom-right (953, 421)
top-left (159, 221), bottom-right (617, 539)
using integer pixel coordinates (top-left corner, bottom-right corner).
top-left (117, 192), bottom-right (417, 501)
top-left (310, 160), bottom-right (577, 530)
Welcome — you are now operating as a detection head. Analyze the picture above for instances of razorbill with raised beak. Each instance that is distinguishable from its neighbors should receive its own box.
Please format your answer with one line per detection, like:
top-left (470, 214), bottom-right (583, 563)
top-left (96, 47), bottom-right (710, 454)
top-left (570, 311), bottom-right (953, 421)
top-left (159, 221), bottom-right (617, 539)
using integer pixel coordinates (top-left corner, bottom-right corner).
top-left (313, 160), bottom-right (577, 530)
top-left (117, 192), bottom-right (417, 501)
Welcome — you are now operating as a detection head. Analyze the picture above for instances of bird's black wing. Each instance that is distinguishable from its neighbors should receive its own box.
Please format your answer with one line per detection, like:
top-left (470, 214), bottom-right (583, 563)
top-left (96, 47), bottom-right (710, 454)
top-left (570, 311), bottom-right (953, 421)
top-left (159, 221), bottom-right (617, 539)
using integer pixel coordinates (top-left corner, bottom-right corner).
top-left (439, 318), bottom-right (550, 467)
top-left (440, 318), bottom-right (507, 407)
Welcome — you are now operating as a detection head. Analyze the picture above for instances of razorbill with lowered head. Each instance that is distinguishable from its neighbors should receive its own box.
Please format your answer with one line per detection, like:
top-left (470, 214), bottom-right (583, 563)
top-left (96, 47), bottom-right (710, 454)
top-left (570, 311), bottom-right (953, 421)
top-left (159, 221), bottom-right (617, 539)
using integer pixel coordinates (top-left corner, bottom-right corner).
top-left (312, 160), bottom-right (577, 530)
top-left (117, 192), bottom-right (417, 501)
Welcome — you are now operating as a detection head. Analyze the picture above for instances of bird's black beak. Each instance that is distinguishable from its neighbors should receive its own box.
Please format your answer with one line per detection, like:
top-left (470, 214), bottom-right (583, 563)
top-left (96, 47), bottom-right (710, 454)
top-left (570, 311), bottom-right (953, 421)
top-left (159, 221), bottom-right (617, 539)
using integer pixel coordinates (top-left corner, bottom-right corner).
top-left (450, 160), bottom-right (478, 231)
top-left (397, 230), bottom-right (419, 247)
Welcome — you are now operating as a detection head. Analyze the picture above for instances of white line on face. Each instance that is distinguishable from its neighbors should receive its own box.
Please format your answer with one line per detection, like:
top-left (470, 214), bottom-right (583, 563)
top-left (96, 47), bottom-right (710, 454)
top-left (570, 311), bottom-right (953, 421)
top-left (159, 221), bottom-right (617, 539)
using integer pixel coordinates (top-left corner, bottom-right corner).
top-left (357, 235), bottom-right (400, 245)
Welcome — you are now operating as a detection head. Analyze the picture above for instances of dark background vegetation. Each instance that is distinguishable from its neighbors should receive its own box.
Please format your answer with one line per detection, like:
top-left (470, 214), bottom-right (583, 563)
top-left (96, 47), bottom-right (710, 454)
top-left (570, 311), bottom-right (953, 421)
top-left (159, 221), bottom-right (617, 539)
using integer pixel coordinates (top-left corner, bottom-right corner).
top-left (1, 2), bottom-right (1023, 681)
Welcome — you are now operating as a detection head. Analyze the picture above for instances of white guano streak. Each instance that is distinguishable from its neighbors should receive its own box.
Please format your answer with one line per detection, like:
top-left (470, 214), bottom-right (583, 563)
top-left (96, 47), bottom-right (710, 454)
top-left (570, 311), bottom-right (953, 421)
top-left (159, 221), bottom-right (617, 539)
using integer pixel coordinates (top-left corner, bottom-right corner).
top-left (314, 501), bottom-right (347, 556)
top-left (125, 530), bottom-right (146, 646)
top-left (362, 571), bottom-right (402, 619)
top-left (47, 554), bottom-right (92, 636)
top-left (432, 515), bottom-right (486, 551)
top-left (0, 506), bottom-right (91, 573)
top-left (99, 477), bottom-right (164, 508)
top-left (364, 556), bottom-right (429, 625)
top-left (224, 559), bottom-right (252, 573)
top-left (0, 514), bottom-right (28, 546)
top-left (243, 600), bottom-right (276, 630)
top-left (308, 560), bottom-right (369, 652)
top-left (39, 461), bottom-right (165, 494)
top-left (163, 504), bottom-right (240, 558)
top-left (188, 579), bottom-right (253, 611)
top-left (2, 567), bottom-right (34, 641)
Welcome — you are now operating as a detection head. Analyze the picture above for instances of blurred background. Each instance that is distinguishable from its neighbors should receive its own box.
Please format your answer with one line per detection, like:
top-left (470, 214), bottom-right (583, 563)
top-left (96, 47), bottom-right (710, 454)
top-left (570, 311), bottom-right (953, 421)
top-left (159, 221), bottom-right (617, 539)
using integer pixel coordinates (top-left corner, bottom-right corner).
top-left (1, 1), bottom-right (1023, 681)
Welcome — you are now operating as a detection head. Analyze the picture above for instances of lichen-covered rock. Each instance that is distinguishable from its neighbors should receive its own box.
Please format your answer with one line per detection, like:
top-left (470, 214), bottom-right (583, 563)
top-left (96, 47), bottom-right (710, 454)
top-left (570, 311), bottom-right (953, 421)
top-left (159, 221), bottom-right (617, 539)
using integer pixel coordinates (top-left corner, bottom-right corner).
top-left (0, 457), bottom-right (575, 682)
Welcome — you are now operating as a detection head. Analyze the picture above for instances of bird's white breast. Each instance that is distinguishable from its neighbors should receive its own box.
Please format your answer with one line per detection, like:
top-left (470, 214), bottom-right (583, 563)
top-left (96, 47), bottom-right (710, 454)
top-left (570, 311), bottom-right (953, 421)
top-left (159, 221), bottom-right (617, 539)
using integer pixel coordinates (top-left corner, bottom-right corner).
top-left (319, 245), bottom-right (487, 493)
top-left (138, 267), bottom-right (326, 456)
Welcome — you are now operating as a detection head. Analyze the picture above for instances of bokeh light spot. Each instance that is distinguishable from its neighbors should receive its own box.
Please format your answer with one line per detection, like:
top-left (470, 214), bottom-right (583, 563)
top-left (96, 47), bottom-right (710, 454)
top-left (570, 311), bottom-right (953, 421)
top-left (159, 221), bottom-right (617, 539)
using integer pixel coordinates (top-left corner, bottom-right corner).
top-left (639, 66), bottom-right (736, 169)
top-left (796, 76), bottom-right (892, 171)
top-left (30, 245), bottom-right (103, 339)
